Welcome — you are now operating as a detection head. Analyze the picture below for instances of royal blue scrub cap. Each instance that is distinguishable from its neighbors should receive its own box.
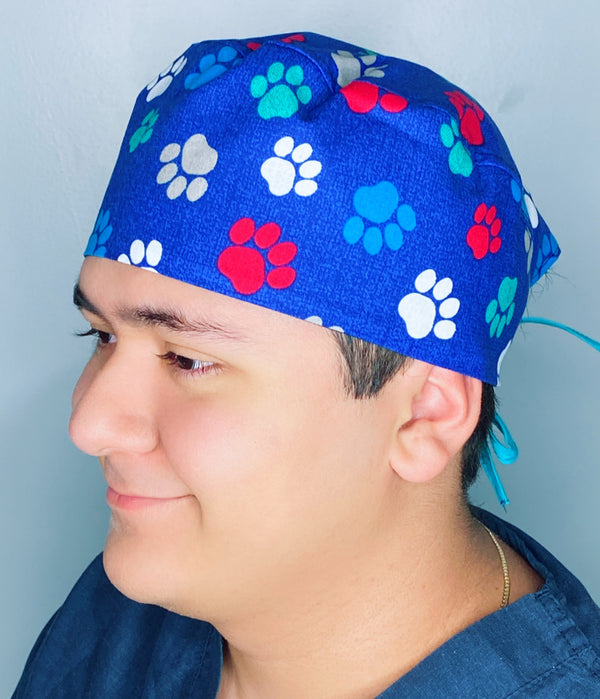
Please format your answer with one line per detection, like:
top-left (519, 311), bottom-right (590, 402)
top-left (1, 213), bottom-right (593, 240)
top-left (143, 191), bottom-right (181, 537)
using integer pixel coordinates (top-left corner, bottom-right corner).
top-left (84, 31), bottom-right (561, 386)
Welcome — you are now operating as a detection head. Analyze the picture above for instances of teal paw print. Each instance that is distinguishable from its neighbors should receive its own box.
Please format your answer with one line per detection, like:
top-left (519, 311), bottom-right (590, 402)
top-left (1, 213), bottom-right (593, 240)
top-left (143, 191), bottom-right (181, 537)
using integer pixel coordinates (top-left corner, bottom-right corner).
top-left (129, 109), bottom-right (159, 153)
top-left (486, 277), bottom-right (518, 338)
top-left (343, 181), bottom-right (416, 255)
top-left (250, 62), bottom-right (312, 119)
top-left (84, 209), bottom-right (113, 257)
top-left (440, 118), bottom-right (473, 177)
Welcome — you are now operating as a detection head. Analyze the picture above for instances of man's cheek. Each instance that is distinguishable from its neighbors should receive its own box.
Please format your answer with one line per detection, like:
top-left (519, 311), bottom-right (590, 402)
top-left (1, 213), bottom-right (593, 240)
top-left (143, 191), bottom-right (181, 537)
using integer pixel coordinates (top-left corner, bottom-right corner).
top-left (162, 402), bottom-right (257, 483)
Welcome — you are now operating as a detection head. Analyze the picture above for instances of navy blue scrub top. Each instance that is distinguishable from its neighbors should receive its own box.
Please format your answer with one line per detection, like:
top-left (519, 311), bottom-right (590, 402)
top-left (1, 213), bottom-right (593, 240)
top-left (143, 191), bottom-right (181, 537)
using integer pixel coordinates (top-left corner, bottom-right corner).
top-left (13, 509), bottom-right (600, 697)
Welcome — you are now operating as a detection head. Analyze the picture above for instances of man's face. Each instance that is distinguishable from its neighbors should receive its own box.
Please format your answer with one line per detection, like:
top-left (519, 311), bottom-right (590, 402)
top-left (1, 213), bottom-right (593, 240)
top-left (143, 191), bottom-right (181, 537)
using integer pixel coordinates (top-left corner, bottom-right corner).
top-left (70, 258), bottom-right (404, 622)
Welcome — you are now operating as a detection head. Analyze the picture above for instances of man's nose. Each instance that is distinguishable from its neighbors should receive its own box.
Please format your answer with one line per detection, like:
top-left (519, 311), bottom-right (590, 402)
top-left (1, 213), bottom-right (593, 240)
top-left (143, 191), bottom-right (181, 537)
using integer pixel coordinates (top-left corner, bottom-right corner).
top-left (69, 346), bottom-right (160, 457)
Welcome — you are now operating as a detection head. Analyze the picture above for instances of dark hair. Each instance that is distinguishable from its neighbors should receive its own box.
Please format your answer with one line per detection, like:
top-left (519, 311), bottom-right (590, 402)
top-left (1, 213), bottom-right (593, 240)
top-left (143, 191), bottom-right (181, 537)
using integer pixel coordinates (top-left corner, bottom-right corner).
top-left (331, 332), bottom-right (495, 492)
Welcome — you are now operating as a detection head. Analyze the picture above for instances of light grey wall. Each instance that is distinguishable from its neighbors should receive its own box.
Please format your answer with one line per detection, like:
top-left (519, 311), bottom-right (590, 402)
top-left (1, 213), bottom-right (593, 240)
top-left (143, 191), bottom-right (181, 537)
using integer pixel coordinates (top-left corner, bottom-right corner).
top-left (2, 0), bottom-right (599, 693)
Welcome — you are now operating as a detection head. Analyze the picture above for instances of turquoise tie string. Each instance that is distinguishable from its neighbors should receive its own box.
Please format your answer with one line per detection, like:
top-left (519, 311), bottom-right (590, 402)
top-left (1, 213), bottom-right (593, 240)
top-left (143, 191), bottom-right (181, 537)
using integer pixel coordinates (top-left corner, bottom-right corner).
top-left (480, 444), bottom-right (510, 510)
top-left (481, 414), bottom-right (518, 510)
top-left (489, 412), bottom-right (519, 465)
top-left (520, 317), bottom-right (600, 352)
top-left (481, 317), bottom-right (599, 508)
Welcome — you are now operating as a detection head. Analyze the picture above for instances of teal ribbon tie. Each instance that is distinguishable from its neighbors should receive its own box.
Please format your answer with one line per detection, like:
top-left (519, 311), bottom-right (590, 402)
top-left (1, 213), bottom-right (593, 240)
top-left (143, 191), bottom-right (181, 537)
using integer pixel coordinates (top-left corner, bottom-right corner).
top-left (482, 316), bottom-right (600, 508)
top-left (481, 412), bottom-right (518, 509)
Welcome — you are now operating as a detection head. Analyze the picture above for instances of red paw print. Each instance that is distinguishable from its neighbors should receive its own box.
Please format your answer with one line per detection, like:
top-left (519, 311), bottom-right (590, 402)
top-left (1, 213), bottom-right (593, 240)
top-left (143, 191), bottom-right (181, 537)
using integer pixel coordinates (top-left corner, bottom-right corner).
top-left (248, 34), bottom-right (305, 51)
top-left (466, 203), bottom-right (502, 260)
top-left (217, 217), bottom-right (297, 295)
top-left (341, 80), bottom-right (408, 114)
top-left (445, 90), bottom-right (484, 146)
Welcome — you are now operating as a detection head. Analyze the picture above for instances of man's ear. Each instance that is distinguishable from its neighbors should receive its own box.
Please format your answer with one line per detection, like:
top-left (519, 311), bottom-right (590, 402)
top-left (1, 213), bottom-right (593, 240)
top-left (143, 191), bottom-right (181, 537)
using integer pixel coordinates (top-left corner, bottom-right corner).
top-left (388, 361), bottom-right (482, 484)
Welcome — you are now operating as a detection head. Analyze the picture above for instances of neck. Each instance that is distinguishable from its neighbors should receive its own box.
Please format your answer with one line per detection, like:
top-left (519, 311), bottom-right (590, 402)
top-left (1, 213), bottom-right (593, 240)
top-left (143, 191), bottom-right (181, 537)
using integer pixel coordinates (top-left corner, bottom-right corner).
top-left (215, 500), bottom-right (502, 699)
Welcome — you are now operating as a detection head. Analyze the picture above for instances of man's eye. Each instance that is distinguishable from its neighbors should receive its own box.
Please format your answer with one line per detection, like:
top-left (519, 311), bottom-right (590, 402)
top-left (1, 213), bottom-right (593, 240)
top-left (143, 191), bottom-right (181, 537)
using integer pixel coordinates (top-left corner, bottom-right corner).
top-left (76, 328), bottom-right (117, 345)
top-left (158, 351), bottom-right (217, 376)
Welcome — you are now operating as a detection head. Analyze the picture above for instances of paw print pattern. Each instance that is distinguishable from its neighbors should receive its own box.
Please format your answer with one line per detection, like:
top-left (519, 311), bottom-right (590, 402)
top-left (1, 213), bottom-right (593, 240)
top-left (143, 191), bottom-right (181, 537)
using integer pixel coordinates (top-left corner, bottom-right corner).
top-left (340, 81), bottom-right (407, 114)
top-left (117, 239), bottom-right (163, 272)
top-left (84, 209), bottom-right (113, 257)
top-left (261, 137), bottom-right (322, 197)
top-left (305, 316), bottom-right (344, 333)
top-left (485, 277), bottom-right (518, 338)
top-left (531, 233), bottom-right (560, 285)
top-left (398, 269), bottom-right (460, 340)
top-left (156, 134), bottom-right (218, 201)
top-left (247, 34), bottom-right (305, 51)
top-left (217, 218), bottom-right (297, 295)
top-left (440, 118), bottom-right (473, 177)
top-left (511, 179), bottom-right (539, 230)
top-left (524, 229), bottom-right (533, 275)
top-left (445, 90), bottom-right (485, 146)
top-left (129, 109), bottom-right (159, 153)
top-left (184, 46), bottom-right (242, 90)
top-left (512, 180), bottom-right (544, 281)
top-left (466, 203), bottom-right (502, 259)
top-left (496, 340), bottom-right (512, 384)
top-left (343, 181), bottom-right (416, 255)
top-left (250, 63), bottom-right (312, 119)
top-left (331, 49), bottom-right (387, 87)
top-left (146, 55), bottom-right (187, 102)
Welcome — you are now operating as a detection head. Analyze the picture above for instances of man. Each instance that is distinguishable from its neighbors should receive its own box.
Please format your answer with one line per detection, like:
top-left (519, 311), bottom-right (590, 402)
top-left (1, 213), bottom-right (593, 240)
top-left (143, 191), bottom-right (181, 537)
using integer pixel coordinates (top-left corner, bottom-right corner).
top-left (14, 32), bottom-right (600, 697)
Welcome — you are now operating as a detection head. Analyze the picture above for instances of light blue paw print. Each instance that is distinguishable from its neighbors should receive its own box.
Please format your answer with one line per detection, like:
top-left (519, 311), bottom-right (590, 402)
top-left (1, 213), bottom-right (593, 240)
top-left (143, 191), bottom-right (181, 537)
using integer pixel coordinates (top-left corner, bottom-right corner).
top-left (440, 118), bottom-right (473, 177)
top-left (531, 233), bottom-right (560, 285)
top-left (185, 46), bottom-right (242, 90)
top-left (84, 209), bottom-right (113, 257)
top-left (250, 62), bottom-right (312, 119)
top-left (343, 181), bottom-right (416, 255)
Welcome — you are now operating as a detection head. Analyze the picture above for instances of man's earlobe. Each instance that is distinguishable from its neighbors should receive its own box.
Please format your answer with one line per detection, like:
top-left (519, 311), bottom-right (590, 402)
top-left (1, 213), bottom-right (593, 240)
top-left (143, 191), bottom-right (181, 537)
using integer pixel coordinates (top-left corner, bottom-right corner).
top-left (389, 363), bottom-right (482, 484)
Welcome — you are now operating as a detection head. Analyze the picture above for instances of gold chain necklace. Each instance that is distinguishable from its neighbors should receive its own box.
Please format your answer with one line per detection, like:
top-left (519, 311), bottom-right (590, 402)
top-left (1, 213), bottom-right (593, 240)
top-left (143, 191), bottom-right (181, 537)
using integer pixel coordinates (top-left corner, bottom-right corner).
top-left (481, 524), bottom-right (511, 609)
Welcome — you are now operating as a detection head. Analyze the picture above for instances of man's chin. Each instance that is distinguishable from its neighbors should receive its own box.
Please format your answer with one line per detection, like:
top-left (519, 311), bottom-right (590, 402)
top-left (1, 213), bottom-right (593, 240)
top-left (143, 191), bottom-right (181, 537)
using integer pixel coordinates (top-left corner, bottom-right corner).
top-left (102, 533), bottom-right (178, 607)
top-left (101, 496), bottom-right (204, 602)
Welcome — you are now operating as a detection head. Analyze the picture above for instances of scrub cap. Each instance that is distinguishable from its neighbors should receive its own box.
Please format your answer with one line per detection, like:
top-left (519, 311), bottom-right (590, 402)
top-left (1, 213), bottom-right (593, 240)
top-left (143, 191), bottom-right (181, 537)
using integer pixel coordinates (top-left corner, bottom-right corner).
top-left (84, 31), bottom-right (560, 385)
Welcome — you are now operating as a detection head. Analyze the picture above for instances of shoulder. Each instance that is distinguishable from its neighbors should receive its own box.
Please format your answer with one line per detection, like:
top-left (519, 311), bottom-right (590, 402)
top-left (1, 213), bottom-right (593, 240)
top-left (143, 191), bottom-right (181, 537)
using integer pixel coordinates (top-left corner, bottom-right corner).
top-left (382, 510), bottom-right (600, 697)
top-left (13, 554), bottom-right (221, 698)
top-left (506, 648), bottom-right (600, 697)
top-left (475, 507), bottom-right (600, 657)
top-left (471, 509), bottom-right (600, 696)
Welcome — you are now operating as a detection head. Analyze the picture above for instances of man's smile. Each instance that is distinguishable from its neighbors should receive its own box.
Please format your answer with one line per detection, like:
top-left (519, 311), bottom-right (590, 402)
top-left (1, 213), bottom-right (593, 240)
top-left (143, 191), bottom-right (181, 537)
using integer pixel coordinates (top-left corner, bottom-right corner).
top-left (106, 486), bottom-right (192, 511)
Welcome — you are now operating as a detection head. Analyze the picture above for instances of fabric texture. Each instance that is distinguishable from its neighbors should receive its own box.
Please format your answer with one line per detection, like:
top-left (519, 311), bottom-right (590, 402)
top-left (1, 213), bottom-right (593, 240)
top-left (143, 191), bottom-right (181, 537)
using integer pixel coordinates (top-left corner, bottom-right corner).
top-left (14, 509), bottom-right (600, 698)
top-left (84, 32), bottom-right (561, 385)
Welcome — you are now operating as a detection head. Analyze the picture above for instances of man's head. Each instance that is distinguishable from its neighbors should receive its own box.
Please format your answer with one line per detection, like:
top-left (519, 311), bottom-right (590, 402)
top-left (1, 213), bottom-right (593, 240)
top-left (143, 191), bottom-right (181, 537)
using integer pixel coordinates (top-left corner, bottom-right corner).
top-left (74, 31), bottom-right (559, 614)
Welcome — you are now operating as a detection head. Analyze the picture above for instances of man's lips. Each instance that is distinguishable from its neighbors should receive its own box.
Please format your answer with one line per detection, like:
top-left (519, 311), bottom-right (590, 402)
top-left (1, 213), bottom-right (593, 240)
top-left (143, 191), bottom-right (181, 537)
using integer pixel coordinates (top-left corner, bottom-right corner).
top-left (106, 486), bottom-right (190, 511)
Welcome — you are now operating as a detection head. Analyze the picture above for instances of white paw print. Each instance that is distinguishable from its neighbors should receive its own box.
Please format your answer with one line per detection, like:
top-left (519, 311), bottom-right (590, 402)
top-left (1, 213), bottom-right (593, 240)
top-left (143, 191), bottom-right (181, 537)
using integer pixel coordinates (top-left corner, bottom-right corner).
top-left (523, 192), bottom-right (539, 229)
top-left (305, 315), bottom-right (344, 333)
top-left (331, 50), bottom-right (387, 87)
top-left (496, 340), bottom-right (512, 385)
top-left (261, 137), bottom-right (322, 197)
top-left (524, 229), bottom-right (533, 275)
top-left (146, 55), bottom-right (187, 102)
top-left (118, 239), bottom-right (162, 272)
top-left (398, 269), bottom-right (460, 340)
top-left (156, 134), bottom-right (218, 201)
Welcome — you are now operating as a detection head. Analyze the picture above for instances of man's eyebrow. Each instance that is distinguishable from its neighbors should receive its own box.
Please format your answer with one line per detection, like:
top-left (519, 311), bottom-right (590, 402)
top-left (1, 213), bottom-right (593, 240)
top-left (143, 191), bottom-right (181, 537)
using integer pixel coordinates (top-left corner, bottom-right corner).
top-left (73, 282), bottom-right (249, 343)
top-left (73, 282), bottom-right (103, 317)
